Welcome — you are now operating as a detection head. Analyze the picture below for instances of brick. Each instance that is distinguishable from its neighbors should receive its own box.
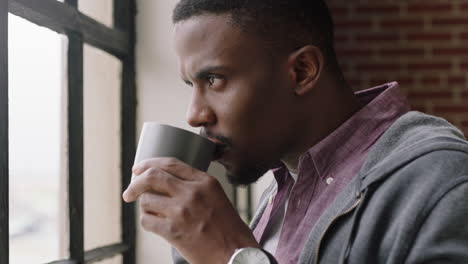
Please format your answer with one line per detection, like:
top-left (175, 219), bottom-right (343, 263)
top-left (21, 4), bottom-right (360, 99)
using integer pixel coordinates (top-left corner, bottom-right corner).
top-left (339, 63), bottom-right (351, 71)
top-left (407, 3), bottom-right (453, 13)
top-left (397, 77), bottom-right (415, 86)
top-left (462, 91), bottom-right (468, 99)
top-left (434, 105), bottom-right (468, 113)
top-left (369, 78), bottom-right (390, 86)
top-left (421, 77), bottom-right (441, 85)
top-left (408, 63), bottom-right (451, 71)
top-left (409, 99), bottom-right (432, 109)
top-left (356, 5), bottom-right (400, 14)
top-left (381, 19), bottom-right (423, 29)
top-left (356, 33), bottom-right (399, 42)
top-left (461, 3), bottom-right (468, 11)
top-left (410, 104), bottom-right (428, 113)
top-left (348, 78), bottom-right (364, 87)
top-left (356, 63), bottom-right (401, 72)
top-left (462, 120), bottom-right (468, 128)
top-left (461, 63), bottom-right (468, 70)
top-left (448, 76), bottom-right (466, 85)
top-left (433, 48), bottom-right (468, 56)
top-left (380, 48), bottom-right (424, 56)
top-left (432, 18), bottom-right (468, 27)
top-left (334, 35), bottom-right (350, 43)
top-left (408, 91), bottom-right (451, 99)
top-left (339, 64), bottom-right (350, 72)
top-left (407, 33), bottom-right (451, 42)
top-left (461, 32), bottom-right (468, 40)
top-left (335, 20), bottom-right (373, 29)
top-left (337, 49), bottom-right (373, 57)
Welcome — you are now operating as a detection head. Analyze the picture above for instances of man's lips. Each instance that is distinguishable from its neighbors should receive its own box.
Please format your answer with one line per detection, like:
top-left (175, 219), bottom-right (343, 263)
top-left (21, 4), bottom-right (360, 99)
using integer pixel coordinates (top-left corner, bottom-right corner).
top-left (207, 137), bottom-right (223, 145)
top-left (207, 137), bottom-right (228, 161)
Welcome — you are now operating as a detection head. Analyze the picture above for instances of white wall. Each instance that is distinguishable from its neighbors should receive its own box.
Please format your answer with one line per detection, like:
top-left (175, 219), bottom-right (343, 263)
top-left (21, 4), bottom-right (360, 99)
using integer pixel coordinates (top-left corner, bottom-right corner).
top-left (136, 2), bottom-right (208, 262)
top-left (135, 1), bottom-right (274, 263)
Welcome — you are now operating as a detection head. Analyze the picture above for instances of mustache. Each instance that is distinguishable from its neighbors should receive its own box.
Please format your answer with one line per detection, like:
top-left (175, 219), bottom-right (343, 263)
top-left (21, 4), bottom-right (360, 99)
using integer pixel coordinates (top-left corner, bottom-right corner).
top-left (200, 129), bottom-right (233, 148)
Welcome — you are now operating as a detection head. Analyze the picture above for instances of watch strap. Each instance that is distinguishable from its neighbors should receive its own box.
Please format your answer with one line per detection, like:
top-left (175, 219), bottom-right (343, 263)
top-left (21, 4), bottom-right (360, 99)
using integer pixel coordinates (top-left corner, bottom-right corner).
top-left (260, 249), bottom-right (278, 264)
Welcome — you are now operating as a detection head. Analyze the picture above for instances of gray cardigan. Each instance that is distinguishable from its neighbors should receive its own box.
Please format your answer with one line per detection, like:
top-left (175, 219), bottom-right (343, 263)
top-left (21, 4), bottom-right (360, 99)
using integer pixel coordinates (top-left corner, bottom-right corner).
top-left (174, 111), bottom-right (468, 263)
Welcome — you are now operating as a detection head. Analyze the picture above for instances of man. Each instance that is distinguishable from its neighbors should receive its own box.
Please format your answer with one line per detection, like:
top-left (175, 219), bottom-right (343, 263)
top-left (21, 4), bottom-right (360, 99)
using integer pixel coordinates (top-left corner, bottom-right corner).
top-left (123, 0), bottom-right (468, 263)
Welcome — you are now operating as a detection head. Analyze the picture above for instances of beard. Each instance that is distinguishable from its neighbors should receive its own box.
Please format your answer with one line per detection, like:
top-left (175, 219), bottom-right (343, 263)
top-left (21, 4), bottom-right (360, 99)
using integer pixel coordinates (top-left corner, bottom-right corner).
top-left (223, 159), bottom-right (271, 186)
top-left (200, 128), bottom-right (277, 186)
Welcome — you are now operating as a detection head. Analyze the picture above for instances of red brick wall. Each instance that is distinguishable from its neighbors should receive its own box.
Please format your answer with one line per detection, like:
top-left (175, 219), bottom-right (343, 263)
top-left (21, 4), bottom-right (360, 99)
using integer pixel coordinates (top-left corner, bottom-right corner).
top-left (328, 1), bottom-right (468, 136)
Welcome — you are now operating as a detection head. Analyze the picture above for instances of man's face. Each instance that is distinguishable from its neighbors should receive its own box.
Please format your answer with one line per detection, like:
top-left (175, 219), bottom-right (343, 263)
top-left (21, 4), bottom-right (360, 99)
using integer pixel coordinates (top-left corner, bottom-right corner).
top-left (174, 14), bottom-right (297, 185)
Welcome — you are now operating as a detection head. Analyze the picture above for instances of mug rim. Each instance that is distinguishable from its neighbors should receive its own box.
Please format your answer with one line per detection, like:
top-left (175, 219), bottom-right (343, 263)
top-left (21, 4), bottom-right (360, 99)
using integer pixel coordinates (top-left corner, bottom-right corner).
top-left (142, 122), bottom-right (214, 146)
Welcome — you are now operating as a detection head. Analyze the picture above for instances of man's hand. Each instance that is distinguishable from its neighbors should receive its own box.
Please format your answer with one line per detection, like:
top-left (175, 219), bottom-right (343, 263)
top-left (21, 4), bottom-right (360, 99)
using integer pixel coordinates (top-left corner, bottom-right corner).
top-left (122, 157), bottom-right (260, 264)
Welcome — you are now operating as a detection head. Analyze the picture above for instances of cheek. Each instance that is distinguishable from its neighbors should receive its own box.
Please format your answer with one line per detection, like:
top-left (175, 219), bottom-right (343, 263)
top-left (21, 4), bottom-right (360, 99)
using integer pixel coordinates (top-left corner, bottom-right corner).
top-left (214, 84), bottom-right (260, 128)
top-left (216, 82), bottom-right (286, 144)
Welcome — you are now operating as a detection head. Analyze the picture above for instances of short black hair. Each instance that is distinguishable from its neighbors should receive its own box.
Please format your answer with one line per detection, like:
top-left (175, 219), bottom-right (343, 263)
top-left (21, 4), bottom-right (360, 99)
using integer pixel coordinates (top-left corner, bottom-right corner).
top-left (172, 0), bottom-right (337, 63)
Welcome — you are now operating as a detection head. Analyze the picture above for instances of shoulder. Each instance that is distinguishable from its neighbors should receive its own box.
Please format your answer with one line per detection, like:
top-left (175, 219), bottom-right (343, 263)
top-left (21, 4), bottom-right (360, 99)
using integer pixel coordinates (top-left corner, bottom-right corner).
top-left (360, 111), bottom-right (467, 178)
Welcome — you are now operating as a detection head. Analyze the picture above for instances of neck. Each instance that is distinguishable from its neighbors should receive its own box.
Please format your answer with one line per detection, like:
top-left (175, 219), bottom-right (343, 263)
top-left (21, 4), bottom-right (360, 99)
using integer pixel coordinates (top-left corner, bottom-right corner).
top-left (281, 82), bottom-right (362, 172)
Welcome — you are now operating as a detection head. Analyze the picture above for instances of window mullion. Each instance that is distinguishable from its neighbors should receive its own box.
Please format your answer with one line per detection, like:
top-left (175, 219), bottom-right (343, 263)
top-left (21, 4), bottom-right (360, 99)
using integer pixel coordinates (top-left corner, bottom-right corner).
top-left (114, 1), bottom-right (137, 263)
top-left (66, 28), bottom-right (85, 263)
top-left (0, 0), bottom-right (9, 263)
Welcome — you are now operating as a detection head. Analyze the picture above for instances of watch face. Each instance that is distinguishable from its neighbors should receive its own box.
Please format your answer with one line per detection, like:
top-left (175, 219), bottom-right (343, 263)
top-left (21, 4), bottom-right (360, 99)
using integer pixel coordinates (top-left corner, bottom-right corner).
top-left (232, 248), bottom-right (270, 264)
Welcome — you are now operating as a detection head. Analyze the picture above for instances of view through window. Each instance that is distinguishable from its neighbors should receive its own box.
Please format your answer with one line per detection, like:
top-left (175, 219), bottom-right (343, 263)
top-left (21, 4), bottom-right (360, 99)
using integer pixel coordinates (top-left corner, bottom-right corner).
top-left (8, 14), bottom-right (65, 263)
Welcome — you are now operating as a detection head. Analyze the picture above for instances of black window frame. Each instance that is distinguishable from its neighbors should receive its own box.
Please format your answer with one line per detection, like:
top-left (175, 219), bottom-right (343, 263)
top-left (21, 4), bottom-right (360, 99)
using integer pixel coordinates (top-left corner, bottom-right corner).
top-left (0, 0), bottom-right (137, 263)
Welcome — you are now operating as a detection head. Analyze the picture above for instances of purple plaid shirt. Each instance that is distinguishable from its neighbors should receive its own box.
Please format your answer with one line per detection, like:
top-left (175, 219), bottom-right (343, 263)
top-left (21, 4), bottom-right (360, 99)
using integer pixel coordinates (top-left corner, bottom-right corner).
top-left (253, 82), bottom-right (411, 264)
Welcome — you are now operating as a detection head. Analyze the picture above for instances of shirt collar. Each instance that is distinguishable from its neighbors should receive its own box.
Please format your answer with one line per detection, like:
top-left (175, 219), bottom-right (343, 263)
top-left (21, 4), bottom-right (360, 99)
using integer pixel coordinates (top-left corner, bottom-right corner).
top-left (273, 82), bottom-right (411, 184)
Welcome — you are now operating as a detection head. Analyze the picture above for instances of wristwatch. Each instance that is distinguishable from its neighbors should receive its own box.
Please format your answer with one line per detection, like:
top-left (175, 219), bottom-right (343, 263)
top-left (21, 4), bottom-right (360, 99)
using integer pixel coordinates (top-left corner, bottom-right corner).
top-left (227, 247), bottom-right (278, 264)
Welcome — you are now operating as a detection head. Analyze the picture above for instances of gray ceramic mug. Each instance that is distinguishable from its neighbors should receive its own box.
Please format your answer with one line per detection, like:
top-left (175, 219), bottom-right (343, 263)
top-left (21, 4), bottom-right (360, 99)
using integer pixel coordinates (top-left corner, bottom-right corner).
top-left (134, 123), bottom-right (215, 173)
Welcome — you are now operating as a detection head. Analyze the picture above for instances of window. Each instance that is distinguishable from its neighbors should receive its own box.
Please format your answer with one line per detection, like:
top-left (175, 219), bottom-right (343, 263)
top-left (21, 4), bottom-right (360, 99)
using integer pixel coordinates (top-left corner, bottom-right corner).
top-left (0, 0), bottom-right (136, 263)
top-left (8, 14), bottom-right (63, 263)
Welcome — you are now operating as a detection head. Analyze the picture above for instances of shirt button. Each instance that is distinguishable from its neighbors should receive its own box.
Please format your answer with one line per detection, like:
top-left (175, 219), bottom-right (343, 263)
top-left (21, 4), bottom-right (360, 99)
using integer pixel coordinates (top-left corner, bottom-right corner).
top-left (326, 177), bottom-right (334, 185)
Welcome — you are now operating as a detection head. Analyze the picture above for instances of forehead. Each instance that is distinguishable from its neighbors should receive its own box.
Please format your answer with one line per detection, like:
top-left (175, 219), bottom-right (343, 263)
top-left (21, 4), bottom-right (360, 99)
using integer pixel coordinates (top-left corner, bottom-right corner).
top-left (173, 14), bottom-right (263, 76)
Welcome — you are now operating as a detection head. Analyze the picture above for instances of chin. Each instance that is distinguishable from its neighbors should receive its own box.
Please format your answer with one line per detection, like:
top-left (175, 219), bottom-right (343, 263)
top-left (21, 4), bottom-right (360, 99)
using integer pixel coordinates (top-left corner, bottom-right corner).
top-left (224, 163), bottom-right (269, 186)
top-left (218, 150), bottom-right (274, 186)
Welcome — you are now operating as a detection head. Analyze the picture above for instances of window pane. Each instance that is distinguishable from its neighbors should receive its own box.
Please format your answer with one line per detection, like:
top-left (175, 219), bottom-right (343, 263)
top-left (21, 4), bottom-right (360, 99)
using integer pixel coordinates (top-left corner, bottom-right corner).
top-left (83, 44), bottom-right (122, 250)
top-left (79, 0), bottom-right (113, 28)
top-left (8, 14), bottom-right (66, 263)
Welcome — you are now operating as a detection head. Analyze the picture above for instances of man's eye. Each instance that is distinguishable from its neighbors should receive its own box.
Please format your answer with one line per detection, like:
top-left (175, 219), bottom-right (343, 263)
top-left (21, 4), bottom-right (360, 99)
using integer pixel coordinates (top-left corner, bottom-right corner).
top-left (207, 76), bottom-right (216, 86)
top-left (207, 75), bottom-right (224, 88)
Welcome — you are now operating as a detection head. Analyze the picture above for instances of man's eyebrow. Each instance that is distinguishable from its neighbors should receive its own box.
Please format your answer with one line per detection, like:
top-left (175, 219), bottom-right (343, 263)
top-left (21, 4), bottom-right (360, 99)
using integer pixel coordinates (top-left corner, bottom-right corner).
top-left (194, 66), bottom-right (229, 80)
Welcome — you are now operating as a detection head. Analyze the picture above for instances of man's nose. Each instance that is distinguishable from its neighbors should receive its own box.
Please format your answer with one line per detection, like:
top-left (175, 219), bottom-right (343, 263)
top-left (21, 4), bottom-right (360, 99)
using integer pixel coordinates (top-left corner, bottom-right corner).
top-left (186, 95), bottom-right (216, 128)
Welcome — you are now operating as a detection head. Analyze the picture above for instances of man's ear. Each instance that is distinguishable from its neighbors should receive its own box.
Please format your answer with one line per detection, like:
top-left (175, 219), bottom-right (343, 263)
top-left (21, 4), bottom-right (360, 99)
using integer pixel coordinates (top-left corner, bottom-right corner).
top-left (287, 45), bottom-right (324, 96)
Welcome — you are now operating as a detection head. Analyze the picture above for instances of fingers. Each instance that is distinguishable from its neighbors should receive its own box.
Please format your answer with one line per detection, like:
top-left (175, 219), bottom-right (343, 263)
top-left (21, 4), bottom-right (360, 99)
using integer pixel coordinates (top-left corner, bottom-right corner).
top-left (123, 167), bottom-right (183, 202)
top-left (140, 210), bottom-right (168, 235)
top-left (133, 157), bottom-right (202, 181)
top-left (140, 209), bottom-right (182, 240)
top-left (139, 192), bottom-right (172, 218)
